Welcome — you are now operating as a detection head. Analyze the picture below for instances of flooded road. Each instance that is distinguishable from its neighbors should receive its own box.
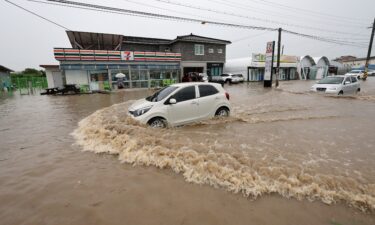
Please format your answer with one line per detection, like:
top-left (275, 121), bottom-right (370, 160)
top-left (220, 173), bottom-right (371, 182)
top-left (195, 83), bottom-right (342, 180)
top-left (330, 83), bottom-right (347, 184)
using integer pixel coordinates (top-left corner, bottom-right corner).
top-left (1, 79), bottom-right (375, 225)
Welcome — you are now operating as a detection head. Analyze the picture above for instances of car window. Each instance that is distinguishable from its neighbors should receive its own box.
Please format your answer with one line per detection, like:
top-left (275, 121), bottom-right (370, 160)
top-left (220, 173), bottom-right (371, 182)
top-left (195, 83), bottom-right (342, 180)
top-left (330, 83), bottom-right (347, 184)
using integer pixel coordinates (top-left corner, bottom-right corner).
top-left (344, 77), bottom-right (351, 83)
top-left (318, 77), bottom-right (344, 84)
top-left (221, 74), bottom-right (229, 77)
top-left (146, 86), bottom-right (178, 102)
top-left (173, 86), bottom-right (196, 102)
top-left (199, 85), bottom-right (219, 97)
top-left (351, 76), bottom-right (357, 83)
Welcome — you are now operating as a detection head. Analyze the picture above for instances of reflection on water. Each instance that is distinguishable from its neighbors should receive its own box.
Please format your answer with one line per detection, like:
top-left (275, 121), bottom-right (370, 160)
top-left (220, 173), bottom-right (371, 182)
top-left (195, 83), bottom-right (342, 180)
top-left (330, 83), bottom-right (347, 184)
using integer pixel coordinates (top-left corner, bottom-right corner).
top-left (73, 79), bottom-right (375, 212)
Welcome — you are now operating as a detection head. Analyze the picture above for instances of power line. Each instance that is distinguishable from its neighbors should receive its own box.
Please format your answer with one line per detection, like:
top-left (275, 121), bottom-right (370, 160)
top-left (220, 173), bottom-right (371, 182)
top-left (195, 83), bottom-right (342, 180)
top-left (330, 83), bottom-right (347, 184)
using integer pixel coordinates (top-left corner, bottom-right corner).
top-left (21, 0), bottom-right (370, 48)
top-left (120, 0), bottom-right (233, 24)
top-left (232, 31), bottom-right (271, 43)
top-left (5, 0), bottom-right (70, 30)
top-left (155, 0), bottom-right (367, 36)
top-left (41, 0), bottom-right (277, 31)
top-left (212, 0), bottom-right (369, 27)
top-left (244, 0), bottom-right (368, 24)
top-left (283, 29), bottom-right (367, 48)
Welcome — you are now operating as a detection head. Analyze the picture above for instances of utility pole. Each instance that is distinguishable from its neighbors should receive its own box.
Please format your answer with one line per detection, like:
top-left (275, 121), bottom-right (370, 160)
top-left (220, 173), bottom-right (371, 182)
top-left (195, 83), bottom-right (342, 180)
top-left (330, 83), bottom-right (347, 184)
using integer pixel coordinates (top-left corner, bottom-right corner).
top-left (364, 18), bottom-right (375, 81)
top-left (275, 28), bottom-right (282, 87)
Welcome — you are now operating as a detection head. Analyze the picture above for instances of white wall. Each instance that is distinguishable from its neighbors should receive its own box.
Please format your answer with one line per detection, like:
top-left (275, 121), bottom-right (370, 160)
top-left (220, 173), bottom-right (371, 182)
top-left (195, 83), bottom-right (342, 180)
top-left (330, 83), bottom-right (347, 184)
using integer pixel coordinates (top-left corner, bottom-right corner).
top-left (316, 59), bottom-right (328, 67)
top-left (45, 68), bottom-right (63, 88)
top-left (46, 70), bottom-right (53, 88)
top-left (65, 70), bottom-right (89, 85)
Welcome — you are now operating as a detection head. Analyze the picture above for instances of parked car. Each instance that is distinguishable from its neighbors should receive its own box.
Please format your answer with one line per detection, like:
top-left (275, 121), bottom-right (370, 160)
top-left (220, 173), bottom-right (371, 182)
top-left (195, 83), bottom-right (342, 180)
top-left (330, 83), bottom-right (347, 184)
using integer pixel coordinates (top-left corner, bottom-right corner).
top-left (199, 73), bottom-right (209, 82)
top-left (345, 70), bottom-right (365, 79)
top-left (310, 75), bottom-right (360, 95)
top-left (210, 73), bottom-right (241, 84)
top-left (367, 70), bottom-right (375, 76)
top-left (232, 74), bottom-right (244, 82)
top-left (128, 82), bottom-right (231, 128)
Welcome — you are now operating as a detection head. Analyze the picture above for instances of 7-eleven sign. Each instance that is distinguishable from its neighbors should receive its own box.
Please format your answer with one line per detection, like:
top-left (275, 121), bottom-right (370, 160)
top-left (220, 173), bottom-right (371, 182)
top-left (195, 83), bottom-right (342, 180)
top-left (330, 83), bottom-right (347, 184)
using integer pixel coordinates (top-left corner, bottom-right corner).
top-left (121, 51), bottom-right (134, 61)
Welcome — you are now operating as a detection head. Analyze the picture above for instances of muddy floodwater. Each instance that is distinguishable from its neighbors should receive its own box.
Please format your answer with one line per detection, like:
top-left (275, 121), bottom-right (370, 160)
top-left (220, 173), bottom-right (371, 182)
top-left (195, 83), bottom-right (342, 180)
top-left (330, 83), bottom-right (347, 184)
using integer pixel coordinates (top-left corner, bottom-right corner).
top-left (1, 79), bottom-right (375, 225)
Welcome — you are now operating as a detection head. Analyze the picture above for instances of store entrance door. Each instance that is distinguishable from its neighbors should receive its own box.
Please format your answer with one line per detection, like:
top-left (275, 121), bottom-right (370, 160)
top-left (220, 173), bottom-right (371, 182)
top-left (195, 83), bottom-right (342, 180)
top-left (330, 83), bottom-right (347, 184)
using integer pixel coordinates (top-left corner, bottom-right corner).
top-left (183, 67), bottom-right (203, 76)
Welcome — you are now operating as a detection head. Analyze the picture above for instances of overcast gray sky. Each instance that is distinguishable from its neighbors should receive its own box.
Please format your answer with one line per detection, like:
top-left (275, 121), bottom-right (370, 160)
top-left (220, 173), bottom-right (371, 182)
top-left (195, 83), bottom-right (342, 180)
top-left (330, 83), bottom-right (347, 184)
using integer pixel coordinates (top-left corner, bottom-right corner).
top-left (0, 0), bottom-right (374, 71)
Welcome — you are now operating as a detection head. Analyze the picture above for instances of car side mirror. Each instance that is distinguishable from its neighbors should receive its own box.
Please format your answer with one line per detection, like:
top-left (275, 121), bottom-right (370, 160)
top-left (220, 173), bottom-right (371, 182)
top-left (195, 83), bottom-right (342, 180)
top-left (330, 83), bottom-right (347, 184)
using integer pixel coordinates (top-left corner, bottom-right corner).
top-left (169, 98), bottom-right (177, 104)
top-left (344, 81), bottom-right (350, 85)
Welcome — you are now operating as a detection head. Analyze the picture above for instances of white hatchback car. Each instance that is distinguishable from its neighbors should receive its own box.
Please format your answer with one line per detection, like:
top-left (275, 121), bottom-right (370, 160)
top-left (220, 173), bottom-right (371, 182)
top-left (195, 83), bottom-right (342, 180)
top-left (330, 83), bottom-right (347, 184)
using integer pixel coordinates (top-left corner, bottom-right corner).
top-left (128, 82), bottom-right (231, 128)
top-left (310, 75), bottom-right (360, 95)
top-left (345, 70), bottom-right (365, 79)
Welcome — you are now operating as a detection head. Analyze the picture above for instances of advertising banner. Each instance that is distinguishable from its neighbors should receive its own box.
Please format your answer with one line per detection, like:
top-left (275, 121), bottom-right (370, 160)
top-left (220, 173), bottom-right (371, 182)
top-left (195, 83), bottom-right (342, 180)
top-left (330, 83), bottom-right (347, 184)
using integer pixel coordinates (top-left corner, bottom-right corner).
top-left (264, 41), bottom-right (275, 81)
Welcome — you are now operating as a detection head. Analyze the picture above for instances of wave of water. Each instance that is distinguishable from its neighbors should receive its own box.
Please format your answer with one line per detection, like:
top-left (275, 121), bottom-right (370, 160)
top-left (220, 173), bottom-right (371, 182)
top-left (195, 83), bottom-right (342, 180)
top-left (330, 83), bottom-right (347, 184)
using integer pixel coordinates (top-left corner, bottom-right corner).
top-left (72, 101), bottom-right (375, 213)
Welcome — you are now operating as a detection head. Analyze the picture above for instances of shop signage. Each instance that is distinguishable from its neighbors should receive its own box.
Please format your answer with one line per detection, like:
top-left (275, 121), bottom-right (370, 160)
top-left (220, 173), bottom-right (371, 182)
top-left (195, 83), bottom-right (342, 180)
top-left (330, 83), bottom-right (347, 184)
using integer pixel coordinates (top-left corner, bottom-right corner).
top-left (264, 41), bottom-right (274, 81)
top-left (54, 48), bottom-right (181, 62)
top-left (253, 53), bottom-right (298, 63)
top-left (121, 51), bottom-right (134, 61)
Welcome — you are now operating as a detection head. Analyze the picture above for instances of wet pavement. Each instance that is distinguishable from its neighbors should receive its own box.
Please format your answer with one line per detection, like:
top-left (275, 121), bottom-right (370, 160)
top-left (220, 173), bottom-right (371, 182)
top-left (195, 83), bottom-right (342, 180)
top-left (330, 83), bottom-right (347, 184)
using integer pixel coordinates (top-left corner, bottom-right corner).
top-left (0, 78), bottom-right (374, 225)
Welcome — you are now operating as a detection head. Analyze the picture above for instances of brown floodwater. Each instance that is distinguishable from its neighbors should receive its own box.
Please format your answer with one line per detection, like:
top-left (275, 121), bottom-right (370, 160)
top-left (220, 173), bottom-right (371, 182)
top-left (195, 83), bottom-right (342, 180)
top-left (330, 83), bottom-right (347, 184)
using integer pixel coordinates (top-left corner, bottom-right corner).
top-left (0, 79), bottom-right (375, 225)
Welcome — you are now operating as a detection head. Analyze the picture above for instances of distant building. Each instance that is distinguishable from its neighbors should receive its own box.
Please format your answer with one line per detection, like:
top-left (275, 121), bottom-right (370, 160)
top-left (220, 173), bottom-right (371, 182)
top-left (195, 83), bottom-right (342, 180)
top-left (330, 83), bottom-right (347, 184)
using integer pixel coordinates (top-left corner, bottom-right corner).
top-left (0, 65), bottom-right (13, 91)
top-left (333, 55), bottom-right (357, 63)
top-left (338, 56), bottom-right (375, 71)
top-left (299, 56), bottom-right (330, 80)
top-left (48, 31), bottom-right (230, 91)
top-left (39, 65), bottom-right (63, 88)
top-left (225, 54), bottom-right (299, 81)
top-left (225, 54), bottom-right (330, 81)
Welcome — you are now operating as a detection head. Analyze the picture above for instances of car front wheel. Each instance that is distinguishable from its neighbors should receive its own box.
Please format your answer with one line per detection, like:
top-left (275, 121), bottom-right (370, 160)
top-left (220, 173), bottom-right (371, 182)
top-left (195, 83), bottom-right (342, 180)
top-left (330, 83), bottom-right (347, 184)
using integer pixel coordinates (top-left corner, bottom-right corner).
top-left (148, 117), bottom-right (167, 128)
top-left (215, 107), bottom-right (230, 117)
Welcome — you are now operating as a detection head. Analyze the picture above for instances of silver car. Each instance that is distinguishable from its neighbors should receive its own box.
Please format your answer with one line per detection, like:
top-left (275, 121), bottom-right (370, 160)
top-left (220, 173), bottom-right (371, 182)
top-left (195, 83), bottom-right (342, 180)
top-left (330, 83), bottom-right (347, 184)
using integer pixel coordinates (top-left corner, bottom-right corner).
top-left (310, 75), bottom-right (360, 95)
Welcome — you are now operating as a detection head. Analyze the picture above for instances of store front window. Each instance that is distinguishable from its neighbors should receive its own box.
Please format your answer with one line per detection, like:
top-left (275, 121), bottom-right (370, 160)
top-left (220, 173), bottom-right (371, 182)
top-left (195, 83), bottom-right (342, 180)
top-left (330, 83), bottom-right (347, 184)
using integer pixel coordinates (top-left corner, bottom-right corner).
top-left (112, 68), bottom-right (130, 89)
top-left (89, 70), bottom-right (109, 91)
top-left (248, 68), bottom-right (264, 81)
top-left (131, 67), bottom-right (149, 88)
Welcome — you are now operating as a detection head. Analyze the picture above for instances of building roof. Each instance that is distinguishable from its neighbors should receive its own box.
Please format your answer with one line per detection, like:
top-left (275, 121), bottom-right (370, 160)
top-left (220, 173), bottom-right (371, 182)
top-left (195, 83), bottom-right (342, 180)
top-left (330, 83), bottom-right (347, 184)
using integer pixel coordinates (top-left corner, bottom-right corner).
top-left (66, 31), bottom-right (123, 50)
top-left (341, 56), bottom-right (375, 62)
top-left (300, 55), bottom-right (316, 66)
top-left (313, 56), bottom-right (330, 66)
top-left (173, 33), bottom-right (231, 44)
top-left (0, 65), bottom-right (13, 72)
top-left (122, 36), bottom-right (171, 45)
top-left (40, 64), bottom-right (60, 69)
top-left (65, 31), bottom-right (231, 50)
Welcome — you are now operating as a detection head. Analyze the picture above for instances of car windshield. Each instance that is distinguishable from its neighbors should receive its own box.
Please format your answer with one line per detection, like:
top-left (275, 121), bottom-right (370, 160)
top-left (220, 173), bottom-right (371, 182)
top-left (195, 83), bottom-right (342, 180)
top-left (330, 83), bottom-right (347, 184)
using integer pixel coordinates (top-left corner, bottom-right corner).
top-left (145, 86), bottom-right (178, 102)
top-left (318, 77), bottom-right (344, 84)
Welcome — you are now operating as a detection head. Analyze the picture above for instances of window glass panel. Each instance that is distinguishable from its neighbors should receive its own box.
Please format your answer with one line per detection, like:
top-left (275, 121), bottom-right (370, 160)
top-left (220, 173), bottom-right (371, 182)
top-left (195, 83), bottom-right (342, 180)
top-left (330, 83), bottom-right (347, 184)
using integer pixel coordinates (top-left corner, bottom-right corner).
top-left (173, 86), bottom-right (196, 102)
top-left (195, 44), bottom-right (204, 55)
top-left (111, 69), bottom-right (130, 88)
top-left (199, 85), bottom-right (219, 97)
top-left (345, 77), bottom-right (351, 83)
top-left (351, 76), bottom-right (357, 83)
top-left (217, 49), bottom-right (223, 54)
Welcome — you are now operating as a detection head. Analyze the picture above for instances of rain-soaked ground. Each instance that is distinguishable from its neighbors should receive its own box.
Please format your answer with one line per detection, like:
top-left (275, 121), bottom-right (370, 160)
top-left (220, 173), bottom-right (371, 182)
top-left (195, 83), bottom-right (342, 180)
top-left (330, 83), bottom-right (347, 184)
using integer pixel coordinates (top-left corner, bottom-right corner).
top-left (0, 78), bottom-right (375, 225)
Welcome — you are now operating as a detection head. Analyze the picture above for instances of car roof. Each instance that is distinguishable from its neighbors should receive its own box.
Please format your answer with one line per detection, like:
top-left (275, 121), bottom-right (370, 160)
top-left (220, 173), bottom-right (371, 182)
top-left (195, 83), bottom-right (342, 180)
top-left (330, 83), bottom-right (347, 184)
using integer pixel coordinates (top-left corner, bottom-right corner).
top-left (171, 82), bottom-right (219, 88)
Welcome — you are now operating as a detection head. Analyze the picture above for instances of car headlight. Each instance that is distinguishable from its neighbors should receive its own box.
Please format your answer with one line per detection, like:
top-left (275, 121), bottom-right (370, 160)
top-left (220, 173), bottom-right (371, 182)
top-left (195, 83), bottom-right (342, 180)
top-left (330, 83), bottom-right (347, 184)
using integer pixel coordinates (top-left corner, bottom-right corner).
top-left (133, 106), bottom-right (152, 117)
